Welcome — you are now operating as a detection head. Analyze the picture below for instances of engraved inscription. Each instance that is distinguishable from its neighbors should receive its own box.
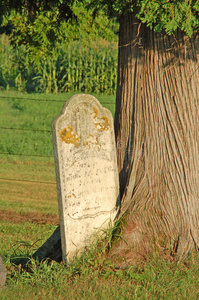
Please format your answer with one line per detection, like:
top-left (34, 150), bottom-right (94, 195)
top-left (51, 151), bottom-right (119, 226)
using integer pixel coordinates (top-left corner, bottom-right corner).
top-left (64, 156), bottom-right (117, 219)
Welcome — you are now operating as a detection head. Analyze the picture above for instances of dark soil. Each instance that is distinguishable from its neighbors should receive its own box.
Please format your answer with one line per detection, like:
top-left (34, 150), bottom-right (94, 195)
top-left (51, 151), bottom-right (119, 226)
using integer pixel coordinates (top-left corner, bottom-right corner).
top-left (0, 209), bottom-right (59, 226)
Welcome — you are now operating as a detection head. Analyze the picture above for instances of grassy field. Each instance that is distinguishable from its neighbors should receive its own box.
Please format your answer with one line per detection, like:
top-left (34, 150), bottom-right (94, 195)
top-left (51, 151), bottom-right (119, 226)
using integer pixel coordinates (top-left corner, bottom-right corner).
top-left (0, 91), bottom-right (199, 299)
top-left (0, 91), bottom-right (115, 157)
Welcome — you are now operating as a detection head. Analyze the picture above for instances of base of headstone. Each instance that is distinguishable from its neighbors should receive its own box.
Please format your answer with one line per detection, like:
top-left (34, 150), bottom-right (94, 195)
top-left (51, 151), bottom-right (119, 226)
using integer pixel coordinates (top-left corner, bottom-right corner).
top-left (0, 256), bottom-right (7, 288)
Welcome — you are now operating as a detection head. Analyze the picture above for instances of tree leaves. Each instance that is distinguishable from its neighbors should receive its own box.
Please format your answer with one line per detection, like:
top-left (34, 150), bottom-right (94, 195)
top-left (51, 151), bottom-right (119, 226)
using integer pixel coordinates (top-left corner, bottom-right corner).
top-left (87, 0), bottom-right (199, 36)
top-left (136, 0), bottom-right (199, 36)
top-left (1, 0), bottom-right (199, 38)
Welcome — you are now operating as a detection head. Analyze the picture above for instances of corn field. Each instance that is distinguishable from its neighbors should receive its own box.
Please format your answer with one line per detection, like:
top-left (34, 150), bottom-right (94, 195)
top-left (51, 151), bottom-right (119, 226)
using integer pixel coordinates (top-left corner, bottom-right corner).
top-left (0, 35), bottom-right (118, 95)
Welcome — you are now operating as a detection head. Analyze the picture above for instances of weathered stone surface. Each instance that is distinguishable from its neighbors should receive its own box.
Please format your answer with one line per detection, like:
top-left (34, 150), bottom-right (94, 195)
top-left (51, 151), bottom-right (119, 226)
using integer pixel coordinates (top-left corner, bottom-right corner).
top-left (0, 255), bottom-right (6, 288)
top-left (52, 94), bottom-right (120, 262)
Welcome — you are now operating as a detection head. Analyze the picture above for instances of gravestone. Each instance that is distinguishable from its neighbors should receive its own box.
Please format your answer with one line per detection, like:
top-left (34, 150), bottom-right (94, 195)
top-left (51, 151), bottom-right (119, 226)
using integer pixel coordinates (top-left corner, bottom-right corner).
top-left (0, 255), bottom-right (6, 288)
top-left (52, 94), bottom-right (120, 262)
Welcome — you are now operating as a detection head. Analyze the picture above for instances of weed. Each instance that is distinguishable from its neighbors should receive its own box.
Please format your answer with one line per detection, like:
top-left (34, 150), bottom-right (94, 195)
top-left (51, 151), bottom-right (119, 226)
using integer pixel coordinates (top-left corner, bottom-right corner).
top-left (1, 232), bottom-right (199, 299)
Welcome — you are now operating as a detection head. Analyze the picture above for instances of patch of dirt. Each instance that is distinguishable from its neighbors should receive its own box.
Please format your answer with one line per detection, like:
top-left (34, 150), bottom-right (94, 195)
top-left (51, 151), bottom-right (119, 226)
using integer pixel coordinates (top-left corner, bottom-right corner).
top-left (0, 209), bottom-right (59, 226)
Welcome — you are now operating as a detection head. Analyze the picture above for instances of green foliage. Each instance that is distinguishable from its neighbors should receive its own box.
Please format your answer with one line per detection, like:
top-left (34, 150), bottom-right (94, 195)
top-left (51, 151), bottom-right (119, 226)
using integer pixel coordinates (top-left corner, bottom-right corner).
top-left (0, 34), bottom-right (35, 92)
top-left (1, 0), bottom-right (197, 97)
top-left (33, 41), bottom-right (117, 94)
top-left (84, 0), bottom-right (135, 18)
top-left (1, 0), bottom-right (199, 39)
top-left (0, 2), bottom-right (119, 94)
top-left (0, 34), bottom-right (22, 91)
top-left (86, 0), bottom-right (199, 36)
top-left (0, 35), bottom-right (118, 94)
top-left (136, 0), bottom-right (199, 37)
top-left (4, 3), bottom-right (118, 52)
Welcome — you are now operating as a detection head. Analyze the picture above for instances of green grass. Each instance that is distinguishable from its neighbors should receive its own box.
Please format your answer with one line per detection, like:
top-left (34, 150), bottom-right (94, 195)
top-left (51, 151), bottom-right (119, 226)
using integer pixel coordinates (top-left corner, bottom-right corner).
top-left (0, 221), bottom-right (57, 259)
top-left (0, 91), bottom-right (115, 158)
top-left (0, 234), bottom-right (199, 299)
top-left (0, 157), bottom-right (58, 215)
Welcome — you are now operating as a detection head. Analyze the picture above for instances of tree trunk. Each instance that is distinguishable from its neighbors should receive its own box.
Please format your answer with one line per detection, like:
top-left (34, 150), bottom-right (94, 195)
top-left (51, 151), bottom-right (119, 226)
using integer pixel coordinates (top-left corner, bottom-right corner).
top-left (113, 13), bottom-right (199, 261)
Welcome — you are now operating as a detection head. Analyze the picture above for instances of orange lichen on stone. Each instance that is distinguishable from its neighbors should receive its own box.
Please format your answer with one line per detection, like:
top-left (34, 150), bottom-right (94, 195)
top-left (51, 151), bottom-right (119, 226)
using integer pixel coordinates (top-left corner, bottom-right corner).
top-left (98, 116), bottom-right (110, 131)
top-left (91, 107), bottom-right (110, 131)
top-left (95, 115), bottom-right (110, 131)
top-left (60, 126), bottom-right (80, 147)
top-left (86, 134), bottom-right (101, 149)
top-left (91, 107), bottom-right (99, 118)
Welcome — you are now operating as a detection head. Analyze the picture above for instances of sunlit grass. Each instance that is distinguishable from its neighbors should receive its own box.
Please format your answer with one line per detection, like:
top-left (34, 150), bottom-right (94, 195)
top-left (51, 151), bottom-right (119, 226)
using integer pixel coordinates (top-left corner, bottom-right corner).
top-left (0, 221), bottom-right (57, 259)
top-left (0, 91), bottom-right (115, 157)
top-left (1, 229), bottom-right (199, 300)
top-left (0, 158), bottom-right (58, 215)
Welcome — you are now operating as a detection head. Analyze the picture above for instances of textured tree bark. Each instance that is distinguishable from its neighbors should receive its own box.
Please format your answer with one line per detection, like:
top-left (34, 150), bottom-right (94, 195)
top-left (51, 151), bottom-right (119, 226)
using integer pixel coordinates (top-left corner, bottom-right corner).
top-left (114, 13), bottom-right (199, 261)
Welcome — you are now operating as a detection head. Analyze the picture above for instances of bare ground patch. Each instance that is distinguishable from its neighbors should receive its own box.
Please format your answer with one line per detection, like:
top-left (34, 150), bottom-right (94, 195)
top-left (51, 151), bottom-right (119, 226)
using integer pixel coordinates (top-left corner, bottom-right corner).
top-left (0, 209), bottom-right (59, 226)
